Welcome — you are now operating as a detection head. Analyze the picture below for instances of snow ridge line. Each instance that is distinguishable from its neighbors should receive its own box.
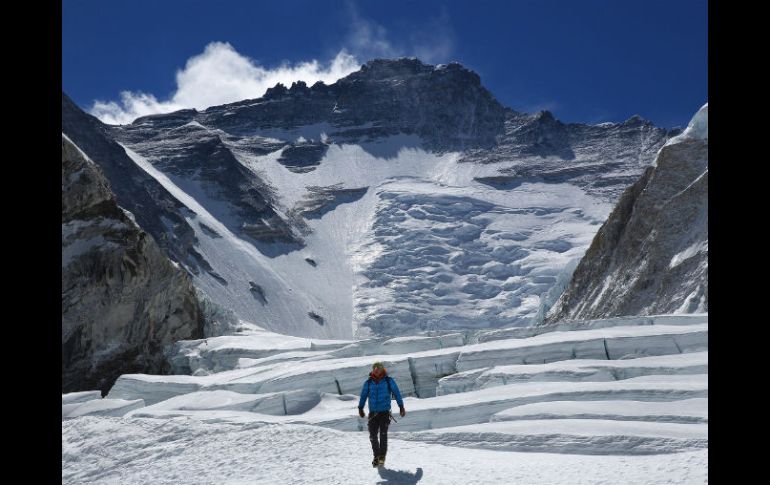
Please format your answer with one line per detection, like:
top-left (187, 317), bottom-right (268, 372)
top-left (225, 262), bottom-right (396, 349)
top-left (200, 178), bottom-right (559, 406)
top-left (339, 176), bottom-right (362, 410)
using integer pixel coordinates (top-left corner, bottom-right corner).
top-left (603, 339), bottom-right (611, 360)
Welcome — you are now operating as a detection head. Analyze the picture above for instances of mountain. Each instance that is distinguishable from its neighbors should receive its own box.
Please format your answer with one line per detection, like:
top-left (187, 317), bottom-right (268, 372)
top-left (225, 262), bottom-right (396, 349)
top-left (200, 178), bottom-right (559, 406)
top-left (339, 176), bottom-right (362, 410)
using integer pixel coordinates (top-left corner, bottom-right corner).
top-left (543, 104), bottom-right (708, 323)
top-left (62, 134), bottom-right (204, 393)
top-left (62, 58), bottom-right (678, 340)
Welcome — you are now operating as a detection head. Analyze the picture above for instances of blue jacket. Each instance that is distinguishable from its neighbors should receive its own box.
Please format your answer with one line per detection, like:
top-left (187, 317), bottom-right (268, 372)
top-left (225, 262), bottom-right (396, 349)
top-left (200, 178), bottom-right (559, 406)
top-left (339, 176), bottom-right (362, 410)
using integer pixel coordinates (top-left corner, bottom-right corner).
top-left (358, 374), bottom-right (404, 413)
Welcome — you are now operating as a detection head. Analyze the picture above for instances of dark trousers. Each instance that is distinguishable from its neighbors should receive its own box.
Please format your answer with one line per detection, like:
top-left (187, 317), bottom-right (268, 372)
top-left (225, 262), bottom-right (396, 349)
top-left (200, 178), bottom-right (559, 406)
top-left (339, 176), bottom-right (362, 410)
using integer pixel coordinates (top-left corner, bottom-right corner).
top-left (368, 412), bottom-right (390, 457)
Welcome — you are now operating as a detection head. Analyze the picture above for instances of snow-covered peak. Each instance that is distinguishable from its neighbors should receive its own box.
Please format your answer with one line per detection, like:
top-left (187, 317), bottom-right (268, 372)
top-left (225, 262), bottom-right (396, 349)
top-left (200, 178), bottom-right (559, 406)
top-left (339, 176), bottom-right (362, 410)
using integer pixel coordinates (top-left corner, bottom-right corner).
top-left (664, 103), bottom-right (708, 147)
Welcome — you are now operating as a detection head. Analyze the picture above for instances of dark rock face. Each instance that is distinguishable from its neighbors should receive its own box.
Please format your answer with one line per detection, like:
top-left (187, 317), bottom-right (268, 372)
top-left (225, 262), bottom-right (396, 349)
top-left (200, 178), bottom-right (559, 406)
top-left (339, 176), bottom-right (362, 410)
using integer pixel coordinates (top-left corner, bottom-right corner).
top-left (123, 121), bottom-right (299, 249)
top-left (63, 92), bottom-right (300, 266)
top-left (290, 184), bottom-right (369, 220)
top-left (543, 106), bottom-right (708, 322)
top-left (500, 110), bottom-right (575, 160)
top-left (308, 312), bottom-right (325, 325)
top-left (463, 109), bottom-right (676, 201)
top-left (62, 135), bottom-right (204, 394)
top-left (326, 59), bottom-right (506, 149)
top-left (278, 142), bottom-right (329, 173)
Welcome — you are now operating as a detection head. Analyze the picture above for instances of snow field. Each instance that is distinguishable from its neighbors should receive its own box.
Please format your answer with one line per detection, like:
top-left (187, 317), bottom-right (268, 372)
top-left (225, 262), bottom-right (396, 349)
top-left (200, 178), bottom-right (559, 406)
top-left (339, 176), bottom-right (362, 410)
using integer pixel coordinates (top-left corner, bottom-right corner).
top-left (63, 416), bottom-right (708, 485)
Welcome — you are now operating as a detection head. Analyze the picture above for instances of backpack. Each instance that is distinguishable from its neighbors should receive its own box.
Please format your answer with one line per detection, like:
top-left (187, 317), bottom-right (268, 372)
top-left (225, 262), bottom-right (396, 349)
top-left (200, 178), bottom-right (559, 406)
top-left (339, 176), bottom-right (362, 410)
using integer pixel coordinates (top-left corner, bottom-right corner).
top-left (367, 375), bottom-right (394, 397)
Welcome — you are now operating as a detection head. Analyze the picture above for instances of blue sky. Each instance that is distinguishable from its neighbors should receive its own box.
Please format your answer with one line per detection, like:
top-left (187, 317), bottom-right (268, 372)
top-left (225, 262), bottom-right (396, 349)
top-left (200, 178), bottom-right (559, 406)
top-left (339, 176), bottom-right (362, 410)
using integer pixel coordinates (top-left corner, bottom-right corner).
top-left (63, 0), bottom-right (707, 128)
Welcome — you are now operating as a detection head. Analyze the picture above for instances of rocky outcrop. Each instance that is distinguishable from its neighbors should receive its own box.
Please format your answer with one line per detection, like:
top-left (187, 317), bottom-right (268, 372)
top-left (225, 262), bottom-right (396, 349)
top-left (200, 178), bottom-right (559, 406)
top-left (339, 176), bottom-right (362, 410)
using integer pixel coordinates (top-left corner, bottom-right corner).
top-left (289, 184), bottom-right (369, 221)
top-left (62, 135), bottom-right (204, 394)
top-left (543, 104), bottom-right (708, 322)
top-left (465, 109), bottom-right (676, 202)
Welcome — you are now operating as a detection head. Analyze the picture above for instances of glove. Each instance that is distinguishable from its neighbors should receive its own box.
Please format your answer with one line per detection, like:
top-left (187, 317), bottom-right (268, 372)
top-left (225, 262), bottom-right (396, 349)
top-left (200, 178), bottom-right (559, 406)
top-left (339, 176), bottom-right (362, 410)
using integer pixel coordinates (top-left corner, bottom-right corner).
top-left (358, 407), bottom-right (365, 418)
top-left (399, 406), bottom-right (406, 417)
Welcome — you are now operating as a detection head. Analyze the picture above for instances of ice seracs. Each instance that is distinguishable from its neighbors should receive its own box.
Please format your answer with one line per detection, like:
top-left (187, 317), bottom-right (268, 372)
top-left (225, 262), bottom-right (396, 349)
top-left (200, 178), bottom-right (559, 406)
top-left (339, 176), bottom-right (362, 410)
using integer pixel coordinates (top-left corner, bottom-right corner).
top-left (63, 313), bottom-right (708, 482)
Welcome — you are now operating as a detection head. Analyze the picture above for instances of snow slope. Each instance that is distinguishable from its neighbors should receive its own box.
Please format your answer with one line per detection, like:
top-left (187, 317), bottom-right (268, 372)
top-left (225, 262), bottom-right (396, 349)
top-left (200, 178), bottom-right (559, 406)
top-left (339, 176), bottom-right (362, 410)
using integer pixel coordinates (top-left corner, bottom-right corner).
top-left (63, 313), bottom-right (708, 483)
top-left (63, 417), bottom-right (707, 485)
top-left (120, 129), bottom-right (613, 338)
top-left (121, 144), bottom-right (353, 339)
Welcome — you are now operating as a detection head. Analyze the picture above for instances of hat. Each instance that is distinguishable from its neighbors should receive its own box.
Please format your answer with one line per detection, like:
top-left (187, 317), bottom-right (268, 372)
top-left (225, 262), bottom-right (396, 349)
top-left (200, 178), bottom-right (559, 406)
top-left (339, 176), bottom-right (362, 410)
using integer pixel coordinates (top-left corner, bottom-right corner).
top-left (372, 362), bottom-right (385, 370)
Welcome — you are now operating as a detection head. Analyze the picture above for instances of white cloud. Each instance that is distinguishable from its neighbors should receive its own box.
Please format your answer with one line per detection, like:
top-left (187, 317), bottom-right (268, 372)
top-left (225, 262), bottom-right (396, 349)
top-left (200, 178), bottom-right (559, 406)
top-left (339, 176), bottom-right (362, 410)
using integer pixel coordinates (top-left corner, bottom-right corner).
top-left (91, 92), bottom-right (185, 126)
top-left (91, 42), bottom-right (360, 125)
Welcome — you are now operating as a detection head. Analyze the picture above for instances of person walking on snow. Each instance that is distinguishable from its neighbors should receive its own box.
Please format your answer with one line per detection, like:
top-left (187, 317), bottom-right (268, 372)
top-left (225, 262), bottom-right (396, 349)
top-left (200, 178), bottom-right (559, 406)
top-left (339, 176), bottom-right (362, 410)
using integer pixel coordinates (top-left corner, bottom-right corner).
top-left (358, 361), bottom-right (406, 467)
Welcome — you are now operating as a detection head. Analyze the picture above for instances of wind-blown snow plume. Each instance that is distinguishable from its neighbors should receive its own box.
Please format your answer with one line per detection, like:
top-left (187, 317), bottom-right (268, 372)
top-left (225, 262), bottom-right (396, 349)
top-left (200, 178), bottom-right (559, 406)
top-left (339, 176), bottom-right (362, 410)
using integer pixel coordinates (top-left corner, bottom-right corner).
top-left (91, 42), bottom-right (360, 125)
top-left (344, 4), bottom-right (454, 64)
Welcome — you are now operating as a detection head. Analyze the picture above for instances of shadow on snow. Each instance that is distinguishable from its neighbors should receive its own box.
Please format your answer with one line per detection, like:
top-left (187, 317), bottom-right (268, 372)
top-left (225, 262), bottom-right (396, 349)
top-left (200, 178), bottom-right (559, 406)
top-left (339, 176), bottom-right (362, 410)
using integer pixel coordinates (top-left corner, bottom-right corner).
top-left (376, 466), bottom-right (424, 484)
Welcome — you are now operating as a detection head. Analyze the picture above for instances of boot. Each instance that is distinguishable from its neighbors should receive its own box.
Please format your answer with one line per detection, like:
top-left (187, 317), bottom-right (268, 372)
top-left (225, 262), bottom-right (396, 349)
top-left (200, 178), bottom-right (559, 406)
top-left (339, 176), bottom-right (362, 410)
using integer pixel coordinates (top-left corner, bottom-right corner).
top-left (377, 454), bottom-right (386, 467)
top-left (372, 456), bottom-right (379, 468)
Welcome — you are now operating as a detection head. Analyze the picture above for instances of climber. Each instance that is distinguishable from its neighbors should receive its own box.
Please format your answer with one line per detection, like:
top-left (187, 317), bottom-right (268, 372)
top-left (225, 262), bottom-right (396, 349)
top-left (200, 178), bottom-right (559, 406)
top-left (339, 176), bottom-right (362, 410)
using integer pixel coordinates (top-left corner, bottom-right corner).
top-left (358, 361), bottom-right (406, 468)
